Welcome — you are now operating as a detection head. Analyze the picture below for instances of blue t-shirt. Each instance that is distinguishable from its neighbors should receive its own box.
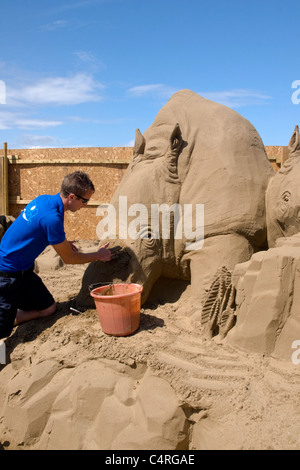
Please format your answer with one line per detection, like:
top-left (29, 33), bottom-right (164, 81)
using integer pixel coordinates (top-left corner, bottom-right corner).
top-left (0, 193), bottom-right (65, 272)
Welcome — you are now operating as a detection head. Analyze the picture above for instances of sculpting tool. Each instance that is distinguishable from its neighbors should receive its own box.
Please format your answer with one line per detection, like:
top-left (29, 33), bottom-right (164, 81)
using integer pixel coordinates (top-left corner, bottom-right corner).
top-left (70, 307), bottom-right (83, 315)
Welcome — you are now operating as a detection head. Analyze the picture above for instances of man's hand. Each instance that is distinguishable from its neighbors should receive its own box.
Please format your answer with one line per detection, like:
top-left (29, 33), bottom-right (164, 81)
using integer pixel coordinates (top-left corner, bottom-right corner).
top-left (96, 243), bottom-right (122, 262)
top-left (110, 245), bottom-right (122, 259)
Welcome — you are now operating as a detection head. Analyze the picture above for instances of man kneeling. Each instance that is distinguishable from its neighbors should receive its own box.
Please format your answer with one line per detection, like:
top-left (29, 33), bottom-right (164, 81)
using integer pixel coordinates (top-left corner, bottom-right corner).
top-left (0, 171), bottom-right (119, 339)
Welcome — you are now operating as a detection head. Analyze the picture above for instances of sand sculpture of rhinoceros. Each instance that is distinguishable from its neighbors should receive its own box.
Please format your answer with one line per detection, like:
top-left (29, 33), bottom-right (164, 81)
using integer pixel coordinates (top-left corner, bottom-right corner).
top-left (266, 125), bottom-right (300, 247)
top-left (77, 89), bottom-right (274, 308)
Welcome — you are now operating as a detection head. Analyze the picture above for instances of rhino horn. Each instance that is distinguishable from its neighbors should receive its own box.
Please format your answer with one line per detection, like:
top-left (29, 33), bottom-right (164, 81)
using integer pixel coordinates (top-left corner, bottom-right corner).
top-left (133, 128), bottom-right (146, 156)
top-left (288, 125), bottom-right (300, 156)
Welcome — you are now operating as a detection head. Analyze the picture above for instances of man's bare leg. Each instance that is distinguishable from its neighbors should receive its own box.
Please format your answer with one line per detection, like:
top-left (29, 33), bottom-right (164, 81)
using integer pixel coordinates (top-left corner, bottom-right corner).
top-left (14, 302), bottom-right (57, 325)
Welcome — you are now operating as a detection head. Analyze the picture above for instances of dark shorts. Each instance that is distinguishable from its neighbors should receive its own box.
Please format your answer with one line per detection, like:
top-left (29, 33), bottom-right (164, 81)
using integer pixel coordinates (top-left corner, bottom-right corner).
top-left (0, 269), bottom-right (55, 339)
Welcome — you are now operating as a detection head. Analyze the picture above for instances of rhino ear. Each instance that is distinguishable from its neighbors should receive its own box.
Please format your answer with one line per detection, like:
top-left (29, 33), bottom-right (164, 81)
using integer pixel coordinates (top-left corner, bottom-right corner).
top-left (164, 123), bottom-right (182, 184)
top-left (133, 128), bottom-right (145, 156)
top-left (170, 123), bottom-right (182, 153)
top-left (288, 125), bottom-right (300, 156)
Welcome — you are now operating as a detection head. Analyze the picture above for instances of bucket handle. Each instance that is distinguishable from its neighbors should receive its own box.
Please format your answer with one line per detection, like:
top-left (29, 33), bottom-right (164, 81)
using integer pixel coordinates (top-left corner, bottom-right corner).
top-left (88, 282), bottom-right (114, 292)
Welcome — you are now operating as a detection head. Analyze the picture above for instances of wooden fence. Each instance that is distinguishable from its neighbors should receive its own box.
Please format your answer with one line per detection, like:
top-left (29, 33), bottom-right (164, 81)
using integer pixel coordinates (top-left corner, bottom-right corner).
top-left (0, 143), bottom-right (289, 240)
top-left (0, 145), bottom-right (132, 239)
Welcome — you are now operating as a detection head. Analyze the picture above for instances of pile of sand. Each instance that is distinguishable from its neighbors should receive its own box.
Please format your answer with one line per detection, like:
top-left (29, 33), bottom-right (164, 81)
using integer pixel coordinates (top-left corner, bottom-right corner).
top-left (1, 241), bottom-right (300, 450)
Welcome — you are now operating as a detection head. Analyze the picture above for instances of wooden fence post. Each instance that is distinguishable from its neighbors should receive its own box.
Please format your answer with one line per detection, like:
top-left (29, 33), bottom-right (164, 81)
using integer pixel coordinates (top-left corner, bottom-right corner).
top-left (0, 143), bottom-right (9, 215)
top-left (0, 146), bottom-right (4, 214)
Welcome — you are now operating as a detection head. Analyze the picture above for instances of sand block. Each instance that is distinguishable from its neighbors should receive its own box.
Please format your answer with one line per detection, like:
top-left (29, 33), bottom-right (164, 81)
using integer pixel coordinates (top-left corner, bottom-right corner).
top-left (227, 234), bottom-right (300, 360)
top-left (35, 247), bottom-right (64, 272)
top-left (0, 359), bottom-right (188, 450)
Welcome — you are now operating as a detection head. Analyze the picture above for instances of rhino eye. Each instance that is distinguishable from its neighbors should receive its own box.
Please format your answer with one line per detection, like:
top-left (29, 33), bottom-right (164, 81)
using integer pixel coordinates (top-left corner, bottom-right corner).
top-left (282, 191), bottom-right (290, 202)
top-left (279, 191), bottom-right (291, 214)
top-left (138, 226), bottom-right (159, 249)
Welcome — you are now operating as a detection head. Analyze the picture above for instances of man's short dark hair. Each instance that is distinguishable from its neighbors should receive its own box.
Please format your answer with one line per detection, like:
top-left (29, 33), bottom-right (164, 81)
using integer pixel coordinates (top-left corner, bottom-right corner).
top-left (60, 171), bottom-right (95, 198)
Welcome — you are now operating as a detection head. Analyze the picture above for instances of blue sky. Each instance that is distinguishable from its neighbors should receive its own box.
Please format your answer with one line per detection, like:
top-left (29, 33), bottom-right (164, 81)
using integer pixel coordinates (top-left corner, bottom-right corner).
top-left (0, 0), bottom-right (299, 149)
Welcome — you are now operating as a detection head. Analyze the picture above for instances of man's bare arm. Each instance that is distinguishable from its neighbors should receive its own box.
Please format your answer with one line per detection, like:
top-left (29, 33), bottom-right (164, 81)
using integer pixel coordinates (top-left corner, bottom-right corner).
top-left (52, 240), bottom-right (120, 264)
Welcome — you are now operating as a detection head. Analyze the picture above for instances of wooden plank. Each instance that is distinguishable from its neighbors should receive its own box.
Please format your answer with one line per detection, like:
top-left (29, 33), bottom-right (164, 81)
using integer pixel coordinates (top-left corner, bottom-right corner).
top-left (9, 196), bottom-right (108, 207)
top-left (7, 158), bottom-right (130, 165)
top-left (0, 154), bottom-right (4, 214)
top-left (2, 143), bottom-right (9, 214)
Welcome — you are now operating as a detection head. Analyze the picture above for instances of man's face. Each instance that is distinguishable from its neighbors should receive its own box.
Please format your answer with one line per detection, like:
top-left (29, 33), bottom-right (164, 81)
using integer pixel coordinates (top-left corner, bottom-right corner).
top-left (68, 188), bottom-right (94, 212)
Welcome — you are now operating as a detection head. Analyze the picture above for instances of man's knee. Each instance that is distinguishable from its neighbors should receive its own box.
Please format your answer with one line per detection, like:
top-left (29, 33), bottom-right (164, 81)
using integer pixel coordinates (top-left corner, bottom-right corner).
top-left (41, 302), bottom-right (57, 317)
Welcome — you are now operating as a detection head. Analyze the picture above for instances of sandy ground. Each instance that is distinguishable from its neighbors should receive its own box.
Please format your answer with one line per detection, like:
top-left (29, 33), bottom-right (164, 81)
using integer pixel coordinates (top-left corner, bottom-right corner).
top-left (1, 240), bottom-right (300, 450)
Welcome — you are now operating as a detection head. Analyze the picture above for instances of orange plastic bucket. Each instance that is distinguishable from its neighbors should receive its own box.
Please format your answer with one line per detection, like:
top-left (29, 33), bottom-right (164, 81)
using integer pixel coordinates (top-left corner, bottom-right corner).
top-left (90, 283), bottom-right (143, 336)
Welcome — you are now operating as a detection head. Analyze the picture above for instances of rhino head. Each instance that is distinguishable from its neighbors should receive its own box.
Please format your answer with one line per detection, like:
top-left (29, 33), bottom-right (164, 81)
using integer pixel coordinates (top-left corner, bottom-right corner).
top-left (77, 121), bottom-right (188, 307)
top-left (266, 125), bottom-right (300, 247)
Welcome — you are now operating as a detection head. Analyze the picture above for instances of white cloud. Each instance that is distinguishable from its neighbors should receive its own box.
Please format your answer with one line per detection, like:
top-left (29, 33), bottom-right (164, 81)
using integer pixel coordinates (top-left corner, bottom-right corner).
top-left (0, 110), bottom-right (63, 130)
top-left (19, 134), bottom-right (66, 149)
top-left (0, 111), bottom-right (20, 129)
top-left (50, 0), bottom-right (112, 14)
top-left (73, 50), bottom-right (106, 73)
top-left (199, 89), bottom-right (272, 108)
top-left (8, 73), bottom-right (104, 106)
top-left (39, 20), bottom-right (69, 32)
top-left (73, 51), bottom-right (106, 72)
top-left (15, 119), bottom-right (63, 129)
top-left (74, 50), bottom-right (97, 62)
top-left (128, 84), bottom-right (178, 99)
top-left (67, 115), bottom-right (127, 125)
top-left (127, 85), bottom-right (271, 108)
